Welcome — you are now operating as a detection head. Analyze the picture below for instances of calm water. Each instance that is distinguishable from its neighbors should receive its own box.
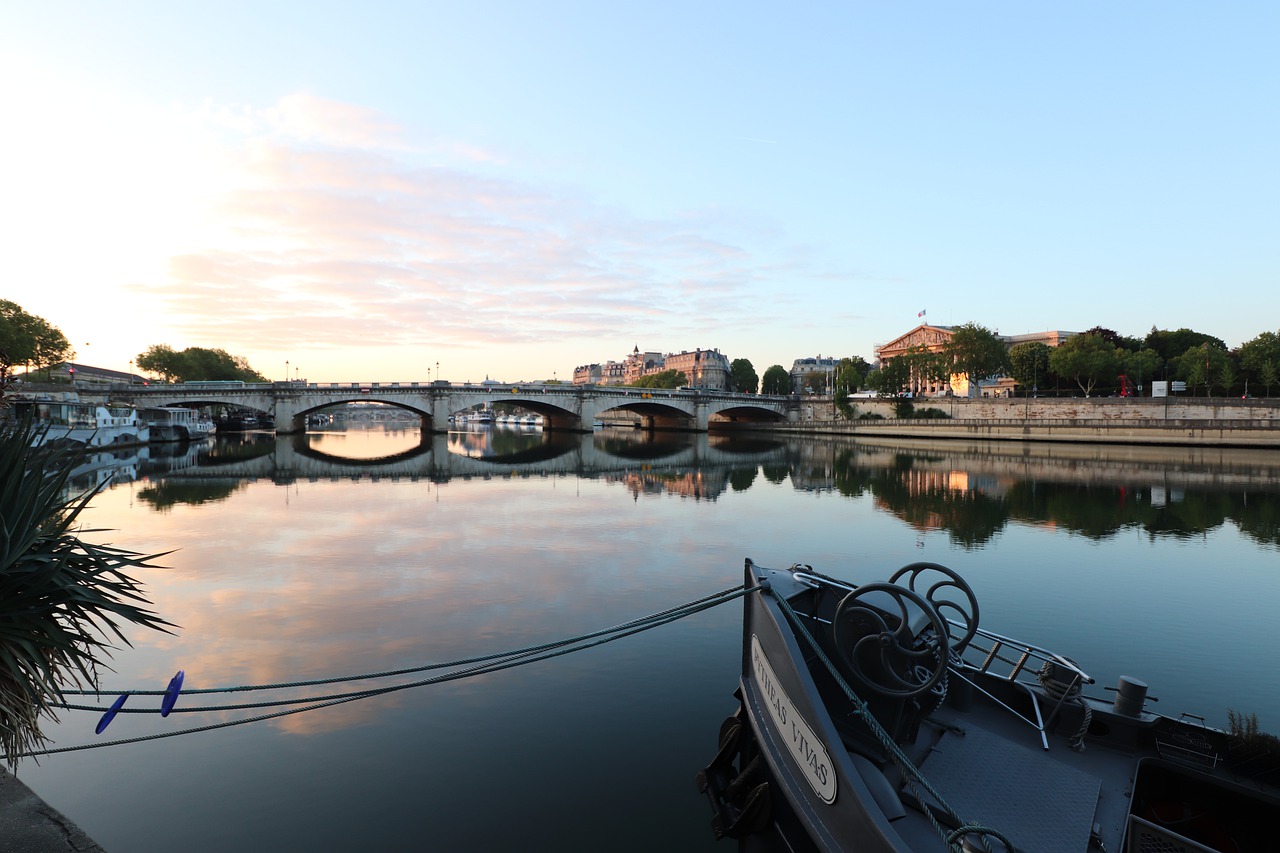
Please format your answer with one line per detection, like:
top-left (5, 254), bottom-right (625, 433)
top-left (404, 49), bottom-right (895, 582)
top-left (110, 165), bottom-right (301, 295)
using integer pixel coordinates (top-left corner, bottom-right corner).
top-left (18, 424), bottom-right (1280, 852)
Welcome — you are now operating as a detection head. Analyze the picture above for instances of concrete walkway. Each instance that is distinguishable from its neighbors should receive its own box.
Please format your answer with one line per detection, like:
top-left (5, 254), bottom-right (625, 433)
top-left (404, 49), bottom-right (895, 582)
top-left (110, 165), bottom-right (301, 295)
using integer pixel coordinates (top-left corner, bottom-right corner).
top-left (0, 768), bottom-right (104, 852)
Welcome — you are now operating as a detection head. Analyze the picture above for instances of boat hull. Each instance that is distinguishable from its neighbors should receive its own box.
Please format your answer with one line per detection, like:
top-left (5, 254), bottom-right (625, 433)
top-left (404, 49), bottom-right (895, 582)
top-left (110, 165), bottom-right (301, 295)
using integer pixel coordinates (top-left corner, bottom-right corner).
top-left (700, 560), bottom-right (1280, 853)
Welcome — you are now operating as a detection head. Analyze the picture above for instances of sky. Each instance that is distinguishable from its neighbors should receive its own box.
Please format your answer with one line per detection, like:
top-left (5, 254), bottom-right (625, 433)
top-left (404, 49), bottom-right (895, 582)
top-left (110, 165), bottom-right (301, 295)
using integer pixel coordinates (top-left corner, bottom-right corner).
top-left (3, 2), bottom-right (1276, 384)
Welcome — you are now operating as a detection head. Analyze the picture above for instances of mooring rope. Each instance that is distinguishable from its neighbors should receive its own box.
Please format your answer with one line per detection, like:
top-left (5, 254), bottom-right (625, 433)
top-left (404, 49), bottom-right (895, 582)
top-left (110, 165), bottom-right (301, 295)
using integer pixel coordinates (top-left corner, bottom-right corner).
top-left (29, 584), bottom-right (755, 758)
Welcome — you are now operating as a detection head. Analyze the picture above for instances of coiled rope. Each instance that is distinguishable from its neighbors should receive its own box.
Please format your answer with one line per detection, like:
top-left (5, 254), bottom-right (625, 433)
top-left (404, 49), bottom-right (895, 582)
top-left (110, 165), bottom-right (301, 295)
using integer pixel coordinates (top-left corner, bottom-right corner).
top-left (30, 584), bottom-right (754, 758)
top-left (1037, 659), bottom-right (1092, 752)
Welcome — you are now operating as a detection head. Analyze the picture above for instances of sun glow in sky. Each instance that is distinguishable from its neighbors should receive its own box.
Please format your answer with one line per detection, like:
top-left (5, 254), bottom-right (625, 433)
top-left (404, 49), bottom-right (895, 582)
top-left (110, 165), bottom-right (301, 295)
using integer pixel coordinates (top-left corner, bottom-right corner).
top-left (3, 2), bottom-right (1277, 383)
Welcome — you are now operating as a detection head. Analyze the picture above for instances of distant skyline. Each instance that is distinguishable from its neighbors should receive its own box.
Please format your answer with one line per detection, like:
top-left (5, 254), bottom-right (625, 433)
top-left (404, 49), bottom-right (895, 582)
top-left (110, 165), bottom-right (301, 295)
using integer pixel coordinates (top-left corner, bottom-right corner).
top-left (3, 3), bottom-right (1276, 383)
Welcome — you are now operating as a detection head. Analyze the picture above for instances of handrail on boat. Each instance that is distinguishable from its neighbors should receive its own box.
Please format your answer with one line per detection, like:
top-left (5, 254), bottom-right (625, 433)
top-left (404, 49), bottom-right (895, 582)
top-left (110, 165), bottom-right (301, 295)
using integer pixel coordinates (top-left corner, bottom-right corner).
top-left (785, 566), bottom-right (1097, 751)
top-left (952, 625), bottom-right (1095, 751)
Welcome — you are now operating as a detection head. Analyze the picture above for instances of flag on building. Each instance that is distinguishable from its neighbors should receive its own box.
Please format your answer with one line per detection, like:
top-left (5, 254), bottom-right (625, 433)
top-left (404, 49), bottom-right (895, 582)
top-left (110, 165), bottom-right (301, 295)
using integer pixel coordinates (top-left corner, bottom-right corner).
top-left (917, 309), bottom-right (926, 318)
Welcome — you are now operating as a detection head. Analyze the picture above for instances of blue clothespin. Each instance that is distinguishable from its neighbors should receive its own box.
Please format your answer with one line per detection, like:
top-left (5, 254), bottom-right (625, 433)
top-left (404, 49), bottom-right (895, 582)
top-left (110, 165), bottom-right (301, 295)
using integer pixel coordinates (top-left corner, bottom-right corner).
top-left (96, 693), bottom-right (129, 734)
top-left (160, 671), bottom-right (185, 717)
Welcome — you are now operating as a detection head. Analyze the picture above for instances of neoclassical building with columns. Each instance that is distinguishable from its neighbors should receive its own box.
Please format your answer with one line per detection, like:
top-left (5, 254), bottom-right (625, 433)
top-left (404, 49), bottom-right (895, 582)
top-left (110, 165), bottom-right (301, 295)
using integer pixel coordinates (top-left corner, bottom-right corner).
top-left (875, 325), bottom-right (1077, 397)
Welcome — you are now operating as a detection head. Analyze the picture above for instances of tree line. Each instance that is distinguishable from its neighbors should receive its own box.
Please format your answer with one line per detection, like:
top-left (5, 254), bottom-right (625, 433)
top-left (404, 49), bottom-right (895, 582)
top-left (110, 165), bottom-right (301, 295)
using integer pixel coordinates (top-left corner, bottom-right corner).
top-left (745, 324), bottom-right (1280, 400)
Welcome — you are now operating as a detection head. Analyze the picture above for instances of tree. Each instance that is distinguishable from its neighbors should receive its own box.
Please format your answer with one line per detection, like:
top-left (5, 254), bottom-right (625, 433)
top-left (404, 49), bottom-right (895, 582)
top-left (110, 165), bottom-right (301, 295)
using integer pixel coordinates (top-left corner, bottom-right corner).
top-left (1008, 342), bottom-right (1052, 394)
top-left (833, 357), bottom-right (871, 398)
top-left (1145, 327), bottom-right (1227, 363)
top-left (137, 345), bottom-right (267, 383)
top-left (942, 322), bottom-right (1010, 397)
top-left (1171, 342), bottom-right (1231, 397)
top-left (0, 300), bottom-right (73, 375)
top-left (1083, 326), bottom-right (1143, 353)
top-left (1049, 333), bottom-right (1121, 396)
top-left (761, 364), bottom-right (791, 395)
top-left (729, 358), bottom-right (758, 393)
top-left (866, 357), bottom-right (912, 397)
top-left (1119, 348), bottom-right (1164, 395)
top-left (802, 370), bottom-right (828, 393)
top-left (831, 357), bottom-right (873, 419)
top-left (1240, 331), bottom-right (1280, 396)
top-left (630, 369), bottom-right (686, 389)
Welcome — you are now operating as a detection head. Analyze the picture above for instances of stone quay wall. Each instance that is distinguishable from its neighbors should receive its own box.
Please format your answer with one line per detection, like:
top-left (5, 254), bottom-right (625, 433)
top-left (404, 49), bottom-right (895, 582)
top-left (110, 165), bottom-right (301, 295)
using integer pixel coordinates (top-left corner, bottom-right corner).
top-left (764, 396), bottom-right (1280, 448)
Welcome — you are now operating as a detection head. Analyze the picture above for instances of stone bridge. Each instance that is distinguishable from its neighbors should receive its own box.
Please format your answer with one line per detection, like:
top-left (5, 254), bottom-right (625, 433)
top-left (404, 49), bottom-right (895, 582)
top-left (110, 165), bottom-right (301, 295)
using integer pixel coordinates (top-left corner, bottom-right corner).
top-left (117, 382), bottom-right (795, 433)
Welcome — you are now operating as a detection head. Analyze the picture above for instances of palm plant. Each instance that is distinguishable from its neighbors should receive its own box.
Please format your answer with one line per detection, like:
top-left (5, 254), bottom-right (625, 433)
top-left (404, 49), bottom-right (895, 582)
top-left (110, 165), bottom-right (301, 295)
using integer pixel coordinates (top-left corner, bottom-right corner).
top-left (1, 415), bottom-right (175, 766)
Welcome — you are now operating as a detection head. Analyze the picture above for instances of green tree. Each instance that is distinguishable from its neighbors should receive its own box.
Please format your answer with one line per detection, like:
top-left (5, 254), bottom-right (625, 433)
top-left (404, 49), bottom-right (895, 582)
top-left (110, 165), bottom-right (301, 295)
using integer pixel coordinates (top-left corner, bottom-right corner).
top-left (1008, 342), bottom-right (1052, 394)
top-left (1172, 342), bottom-right (1231, 396)
top-left (1049, 333), bottom-right (1121, 396)
top-left (1084, 326), bottom-right (1143, 353)
top-left (630, 369), bottom-right (687, 389)
top-left (942, 322), bottom-right (1009, 397)
top-left (834, 357), bottom-right (872, 395)
top-left (0, 301), bottom-right (73, 376)
top-left (802, 370), bottom-right (828, 393)
top-left (729, 358), bottom-right (758, 393)
top-left (1119, 348), bottom-right (1164, 395)
top-left (1145, 327), bottom-right (1227, 363)
top-left (866, 357), bottom-right (912, 397)
top-left (761, 364), bottom-right (791, 395)
top-left (137, 345), bottom-right (267, 383)
top-left (1239, 331), bottom-right (1280, 396)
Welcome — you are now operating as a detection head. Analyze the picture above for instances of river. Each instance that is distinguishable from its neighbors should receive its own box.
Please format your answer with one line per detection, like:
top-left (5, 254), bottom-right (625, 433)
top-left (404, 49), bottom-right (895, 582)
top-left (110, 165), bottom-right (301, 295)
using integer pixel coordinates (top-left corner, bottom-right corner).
top-left (17, 422), bottom-right (1280, 852)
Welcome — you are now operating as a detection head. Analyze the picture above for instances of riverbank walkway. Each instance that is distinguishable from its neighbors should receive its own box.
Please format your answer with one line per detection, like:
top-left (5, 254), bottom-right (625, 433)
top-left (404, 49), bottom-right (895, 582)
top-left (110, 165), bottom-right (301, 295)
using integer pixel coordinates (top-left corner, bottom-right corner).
top-left (0, 767), bottom-right (104, 852)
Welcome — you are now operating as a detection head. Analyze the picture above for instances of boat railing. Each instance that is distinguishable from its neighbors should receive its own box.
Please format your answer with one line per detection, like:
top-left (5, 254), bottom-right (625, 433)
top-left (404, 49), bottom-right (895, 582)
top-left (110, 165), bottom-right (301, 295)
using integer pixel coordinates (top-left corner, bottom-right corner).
top-left (790, 566), bottom-right (1095, 751)
top-left (951, 624), bottom-right (1094, 751)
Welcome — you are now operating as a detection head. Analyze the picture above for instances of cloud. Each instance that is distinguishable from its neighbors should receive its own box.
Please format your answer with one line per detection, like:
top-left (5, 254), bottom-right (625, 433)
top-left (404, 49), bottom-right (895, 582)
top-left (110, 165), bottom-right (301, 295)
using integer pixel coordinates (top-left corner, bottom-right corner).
top-left (130, 93), bottom-right (816, 368)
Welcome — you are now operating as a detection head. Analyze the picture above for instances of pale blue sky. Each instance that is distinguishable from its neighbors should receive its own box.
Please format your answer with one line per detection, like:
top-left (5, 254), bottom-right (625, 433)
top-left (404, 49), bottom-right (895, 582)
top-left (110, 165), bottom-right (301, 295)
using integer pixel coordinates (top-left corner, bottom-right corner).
top-left (3, 2), bottom-right (1276, 382)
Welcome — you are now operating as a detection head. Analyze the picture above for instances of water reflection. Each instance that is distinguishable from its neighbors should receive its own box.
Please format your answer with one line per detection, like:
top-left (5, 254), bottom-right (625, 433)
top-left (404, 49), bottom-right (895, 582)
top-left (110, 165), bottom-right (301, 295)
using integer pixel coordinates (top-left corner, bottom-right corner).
top-left (835, 439), bottom-right (1280, 549)
top-left (29, 425), bottom-right (1280, 853)
top-left (133, 428), bottom-right (1280, 547)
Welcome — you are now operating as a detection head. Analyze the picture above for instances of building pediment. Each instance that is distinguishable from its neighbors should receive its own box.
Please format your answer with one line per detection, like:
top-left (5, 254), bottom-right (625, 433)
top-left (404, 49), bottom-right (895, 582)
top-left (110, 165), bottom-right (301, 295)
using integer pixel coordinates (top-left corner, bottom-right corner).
top-left (878, 324), bottom-right (955, 355)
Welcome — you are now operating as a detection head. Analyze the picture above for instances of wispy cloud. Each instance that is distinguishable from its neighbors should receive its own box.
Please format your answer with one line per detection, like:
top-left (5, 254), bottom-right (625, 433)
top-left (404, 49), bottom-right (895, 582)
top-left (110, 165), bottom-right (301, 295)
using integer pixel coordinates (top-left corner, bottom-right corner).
top-left (136, 95), bottom-right (813, 366)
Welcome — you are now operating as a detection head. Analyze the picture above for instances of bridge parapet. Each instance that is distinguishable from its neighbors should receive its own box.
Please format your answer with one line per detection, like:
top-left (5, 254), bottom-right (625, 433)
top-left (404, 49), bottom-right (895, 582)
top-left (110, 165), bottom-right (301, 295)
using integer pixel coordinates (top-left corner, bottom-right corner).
top-left (112, 382), bottom-right (791, 433)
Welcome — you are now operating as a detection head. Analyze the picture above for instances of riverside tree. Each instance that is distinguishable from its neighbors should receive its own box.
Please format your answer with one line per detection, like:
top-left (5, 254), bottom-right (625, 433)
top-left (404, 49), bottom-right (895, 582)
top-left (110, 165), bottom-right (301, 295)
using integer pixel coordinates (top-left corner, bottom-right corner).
top-left (729, 358), bottom-right (758, 393)
top-left (942, 322), bottom-right (1010, 397)
top-left (1171, 342), bottom-right (1233, 397)
top-left (1049, 333), bottom-right (1121, 396)
top-left (761, 365), bottom-right (791, 395)
top-left (1008, 342), bottom-right (1052, 394)
top-left (137, 345), bottom-right (267, 383)
top-left (630, 369), bottom-right (687, 389)
top-left (1240, 331), bottom-right (1280, 396)
top-left (0, 300), bottom-right (73, 378)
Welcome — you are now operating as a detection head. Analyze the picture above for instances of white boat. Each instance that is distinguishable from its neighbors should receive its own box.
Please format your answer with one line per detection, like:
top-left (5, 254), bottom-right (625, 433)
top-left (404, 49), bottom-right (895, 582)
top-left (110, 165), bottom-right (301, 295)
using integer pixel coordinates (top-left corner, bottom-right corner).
top-left (12, 394), bottom-right (150, 447)
top-left (144, 406), bottom-right (214, 442)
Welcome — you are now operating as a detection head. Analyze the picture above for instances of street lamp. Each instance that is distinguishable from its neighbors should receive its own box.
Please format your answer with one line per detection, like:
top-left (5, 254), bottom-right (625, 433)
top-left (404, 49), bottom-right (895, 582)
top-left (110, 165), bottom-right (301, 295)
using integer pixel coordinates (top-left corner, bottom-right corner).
top-left (286, 360), bottom-right (289, 383)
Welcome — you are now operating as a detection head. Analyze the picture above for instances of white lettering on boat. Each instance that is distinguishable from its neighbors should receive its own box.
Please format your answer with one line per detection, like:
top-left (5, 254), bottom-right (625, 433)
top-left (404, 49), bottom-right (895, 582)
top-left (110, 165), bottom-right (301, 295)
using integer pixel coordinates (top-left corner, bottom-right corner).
top-left (750, 634), bottom-right (837, 804)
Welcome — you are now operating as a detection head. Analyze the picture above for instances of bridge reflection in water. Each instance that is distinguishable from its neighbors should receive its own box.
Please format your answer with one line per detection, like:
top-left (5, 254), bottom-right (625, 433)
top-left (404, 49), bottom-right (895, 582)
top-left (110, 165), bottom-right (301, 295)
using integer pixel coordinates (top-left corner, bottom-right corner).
top-left (128, 427), bottom-right (1280, 549)
top-left (152, 426), bottom-right (791, 494)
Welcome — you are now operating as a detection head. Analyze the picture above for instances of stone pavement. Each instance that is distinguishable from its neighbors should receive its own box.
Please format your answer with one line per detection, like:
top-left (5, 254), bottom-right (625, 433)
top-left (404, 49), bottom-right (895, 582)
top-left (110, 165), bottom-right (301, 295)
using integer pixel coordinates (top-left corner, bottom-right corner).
top-left (0, 767), bottom-right (105, 852)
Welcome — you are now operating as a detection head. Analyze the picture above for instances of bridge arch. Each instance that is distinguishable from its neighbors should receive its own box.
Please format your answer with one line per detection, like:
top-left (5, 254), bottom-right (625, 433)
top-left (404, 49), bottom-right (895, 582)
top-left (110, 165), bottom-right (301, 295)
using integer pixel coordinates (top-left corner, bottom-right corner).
top-left (117, 383), bottom-right (795, 434)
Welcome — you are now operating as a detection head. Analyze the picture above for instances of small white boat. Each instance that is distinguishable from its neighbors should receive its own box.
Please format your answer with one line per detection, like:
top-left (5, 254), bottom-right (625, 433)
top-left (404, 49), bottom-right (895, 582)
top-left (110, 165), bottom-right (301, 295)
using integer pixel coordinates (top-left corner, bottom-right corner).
top-left (144, 406), bottom-right (213, 442)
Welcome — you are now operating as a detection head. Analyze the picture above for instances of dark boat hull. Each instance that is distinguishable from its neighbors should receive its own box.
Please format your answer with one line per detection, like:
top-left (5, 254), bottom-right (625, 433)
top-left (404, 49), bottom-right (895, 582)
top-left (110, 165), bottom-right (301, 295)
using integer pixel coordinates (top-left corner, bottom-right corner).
top-left (700, 559), bottom-right (1280, 853)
